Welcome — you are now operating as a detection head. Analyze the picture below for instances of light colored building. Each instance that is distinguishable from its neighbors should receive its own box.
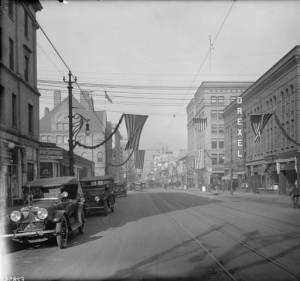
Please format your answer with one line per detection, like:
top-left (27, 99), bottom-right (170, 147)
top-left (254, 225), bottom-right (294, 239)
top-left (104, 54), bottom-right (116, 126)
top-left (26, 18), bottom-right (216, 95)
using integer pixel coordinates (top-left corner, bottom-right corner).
top-left (40, 91), bottom-right (107, 176)
top-left (242, 46), bottom-right (300, 194)
top-left (186, 81), bottom-right (252, 188)
top-left (0, 0), bottom-right (42, 204)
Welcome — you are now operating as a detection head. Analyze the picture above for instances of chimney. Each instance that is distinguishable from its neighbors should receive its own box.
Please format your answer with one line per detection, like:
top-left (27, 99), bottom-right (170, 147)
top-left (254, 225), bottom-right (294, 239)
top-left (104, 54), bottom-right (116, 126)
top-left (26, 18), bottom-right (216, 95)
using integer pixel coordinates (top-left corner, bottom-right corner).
top-left (54, 90), bottom-right (61, 108)
top-left (80, 90), bottom-right (93, 110)
top-left (44, 107), bottom-right (50, 116)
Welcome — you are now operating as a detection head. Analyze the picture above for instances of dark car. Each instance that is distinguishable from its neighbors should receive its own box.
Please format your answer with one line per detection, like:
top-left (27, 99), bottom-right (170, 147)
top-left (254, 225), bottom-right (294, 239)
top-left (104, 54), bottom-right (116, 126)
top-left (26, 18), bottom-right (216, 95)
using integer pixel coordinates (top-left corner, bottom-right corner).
top-left (114, 183), bottom-right (127, 197)
top-left (80, 175), bottom-right (115, 216)
top-left (2, 176), bottom-right (85, 249)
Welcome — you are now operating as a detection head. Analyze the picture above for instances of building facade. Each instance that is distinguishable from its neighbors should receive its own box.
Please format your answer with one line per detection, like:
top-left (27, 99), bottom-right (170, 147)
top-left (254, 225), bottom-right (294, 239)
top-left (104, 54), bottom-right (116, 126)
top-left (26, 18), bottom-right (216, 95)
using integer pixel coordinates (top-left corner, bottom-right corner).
top-left (0, 0), bottom-right (42, 204)
top-left (242, 46), bottom-right (300, 194)
top-left (40, 91), bottom-right (107, 176)
top-left (186, 81), bottom-right (252, 188)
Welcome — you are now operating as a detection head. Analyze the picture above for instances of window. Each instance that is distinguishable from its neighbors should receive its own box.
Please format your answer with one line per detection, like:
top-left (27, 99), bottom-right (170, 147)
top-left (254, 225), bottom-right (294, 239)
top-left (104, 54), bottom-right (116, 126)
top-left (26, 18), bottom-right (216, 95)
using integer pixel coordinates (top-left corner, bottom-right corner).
top-left (211, 125), bottom-right (218, 134)
top-left (211, 110), bottom-right (218, 119)
top-left (24, 55), bottom-right (29, 81)
top-left (8, 0), bottom-right (14, 19)
top-left (9, 38), bottom-right (14, 70)
top-left (64, 136), bottom-right (68, 145)
top-left (56, 135), bottom-right (63, 144)
top-left (218, 96), bottom-right (224, 103)
top-left (211, 154), bottom-right (218, 165)
top-left (97, 152), bottom-right (103, 162)
top-left (12, 94), bottom-right (17, 128)
top-left (211, 140), bottom-right (217, 149)
top-left (0, 85), bottom-right (4, 121)
top-left (56, 122), bottom-right (63, 131)
top-left (24, 9), bottom-right (29, 38)
top-left (219, 127), bottom-right (224, 134)
top-left (218, 110), bottom-right (223, 120)
top-left (219, 141), bottom-right (224, 149)
top-left (28, 104), bottom-right (33, 134)
top-left (211, 96), bottom-right (217, 104)
top-left (219, 154), bottom-right (224, 164)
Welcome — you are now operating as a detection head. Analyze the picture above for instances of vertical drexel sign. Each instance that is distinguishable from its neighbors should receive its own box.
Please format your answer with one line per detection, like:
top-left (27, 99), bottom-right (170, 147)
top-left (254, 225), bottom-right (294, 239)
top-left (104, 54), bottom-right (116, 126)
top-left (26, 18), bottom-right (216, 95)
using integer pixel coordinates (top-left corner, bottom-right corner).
top-left (236, 97), bottom-right (243, 158)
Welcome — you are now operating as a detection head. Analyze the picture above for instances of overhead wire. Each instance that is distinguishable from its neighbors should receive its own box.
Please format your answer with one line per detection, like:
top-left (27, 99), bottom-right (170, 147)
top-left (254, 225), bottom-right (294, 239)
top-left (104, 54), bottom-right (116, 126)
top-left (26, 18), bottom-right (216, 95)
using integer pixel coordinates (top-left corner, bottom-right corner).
top-left (22, 2), bottom-right (107, 133)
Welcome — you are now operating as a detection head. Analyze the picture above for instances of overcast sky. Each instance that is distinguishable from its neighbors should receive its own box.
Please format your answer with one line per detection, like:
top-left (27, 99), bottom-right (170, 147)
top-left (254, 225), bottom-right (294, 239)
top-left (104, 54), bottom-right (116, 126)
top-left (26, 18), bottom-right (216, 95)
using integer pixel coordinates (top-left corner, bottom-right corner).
top-left (37, 0), bottom-right (300, 151)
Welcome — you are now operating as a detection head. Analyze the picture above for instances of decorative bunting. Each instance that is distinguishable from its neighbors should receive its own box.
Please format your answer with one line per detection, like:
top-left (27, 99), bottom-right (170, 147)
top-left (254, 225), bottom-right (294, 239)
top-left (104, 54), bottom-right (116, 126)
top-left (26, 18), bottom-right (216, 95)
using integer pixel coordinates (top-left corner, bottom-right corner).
top-left (134, 150), bottom-right (146, 169)
top-left (193, 117), bottom-right (207, 132)
top-left (250, 113), bottom-right (272, 142)
top-left (124, 114), bottom-right (148, 150)
top-left (194, 149), bottom-right (204, 170)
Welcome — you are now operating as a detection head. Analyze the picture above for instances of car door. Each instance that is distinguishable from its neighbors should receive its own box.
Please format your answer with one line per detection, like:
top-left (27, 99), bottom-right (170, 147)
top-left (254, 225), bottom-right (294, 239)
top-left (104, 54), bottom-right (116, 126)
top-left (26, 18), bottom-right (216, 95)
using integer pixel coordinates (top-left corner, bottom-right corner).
top-left (61, 184), bottom-right (78, 227)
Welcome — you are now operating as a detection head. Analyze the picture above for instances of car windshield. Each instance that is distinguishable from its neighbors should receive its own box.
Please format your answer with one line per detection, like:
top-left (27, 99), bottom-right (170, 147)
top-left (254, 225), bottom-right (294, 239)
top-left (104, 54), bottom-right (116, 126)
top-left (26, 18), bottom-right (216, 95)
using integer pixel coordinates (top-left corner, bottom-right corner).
top-left (23, 186), bottom-right (62, 201)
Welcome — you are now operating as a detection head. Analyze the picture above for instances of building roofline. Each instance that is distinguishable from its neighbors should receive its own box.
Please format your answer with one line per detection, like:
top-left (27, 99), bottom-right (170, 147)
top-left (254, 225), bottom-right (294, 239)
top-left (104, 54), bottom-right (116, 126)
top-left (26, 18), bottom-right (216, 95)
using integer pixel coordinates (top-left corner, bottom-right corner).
top-left (242, 45), bottom-right (300, 100)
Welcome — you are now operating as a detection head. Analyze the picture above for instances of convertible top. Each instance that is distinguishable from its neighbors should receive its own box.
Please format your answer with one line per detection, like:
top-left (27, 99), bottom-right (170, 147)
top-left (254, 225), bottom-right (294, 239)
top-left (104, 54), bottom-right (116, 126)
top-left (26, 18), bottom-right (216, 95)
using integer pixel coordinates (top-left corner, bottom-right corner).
top-left (80, 175), bottom-right (114, 182)
top-left (25, 176), bottom-right (78, 188)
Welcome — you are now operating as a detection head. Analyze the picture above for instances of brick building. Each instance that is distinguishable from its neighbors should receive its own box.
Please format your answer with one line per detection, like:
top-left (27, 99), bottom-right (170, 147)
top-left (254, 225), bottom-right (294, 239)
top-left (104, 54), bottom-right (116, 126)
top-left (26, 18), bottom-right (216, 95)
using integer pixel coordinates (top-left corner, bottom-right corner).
top-left (242, 46), bottom-right (300, 194)
top-left (186, 81), bottom-right (252, 188)
top-left (0, 0), bottom-right (42, 204)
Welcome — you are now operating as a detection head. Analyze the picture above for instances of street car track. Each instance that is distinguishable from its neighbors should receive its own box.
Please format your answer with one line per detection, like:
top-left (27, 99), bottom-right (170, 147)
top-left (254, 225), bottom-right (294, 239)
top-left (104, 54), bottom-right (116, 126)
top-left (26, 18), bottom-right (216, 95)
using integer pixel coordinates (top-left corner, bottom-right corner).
top-left (149, 193), bottom-right (240, 281)
top-left (153, 193), bottom-right (300, 281)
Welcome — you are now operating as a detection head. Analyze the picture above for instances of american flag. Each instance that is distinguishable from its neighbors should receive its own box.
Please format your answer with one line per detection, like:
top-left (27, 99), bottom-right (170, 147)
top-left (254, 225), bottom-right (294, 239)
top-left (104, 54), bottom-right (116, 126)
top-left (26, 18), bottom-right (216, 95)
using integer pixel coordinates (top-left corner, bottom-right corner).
top-left (250, 113), bottom-right (272, 142)
top-left (134, 150), bottom-right (146, 169)
top-left (193, 118), bottom-right (207, 132)
top-left (124, 114), bottom-right (148, 150)
top-left (194, 149), bottom-right (204, 170)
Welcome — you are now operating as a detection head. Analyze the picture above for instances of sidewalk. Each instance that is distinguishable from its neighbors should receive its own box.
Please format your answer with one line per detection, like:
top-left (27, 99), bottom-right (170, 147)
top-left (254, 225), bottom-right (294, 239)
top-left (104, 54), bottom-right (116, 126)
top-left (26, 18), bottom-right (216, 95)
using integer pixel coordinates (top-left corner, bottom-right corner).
top-left (185, 188), bottom-right (292, 207)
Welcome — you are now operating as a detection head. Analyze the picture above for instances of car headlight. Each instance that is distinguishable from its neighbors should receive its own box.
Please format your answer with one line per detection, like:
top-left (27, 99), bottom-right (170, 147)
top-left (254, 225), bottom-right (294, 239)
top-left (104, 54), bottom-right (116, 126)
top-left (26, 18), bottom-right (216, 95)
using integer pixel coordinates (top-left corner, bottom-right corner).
top-left (10, 210), bottom-right (21, 222)
top-left (95, 196), bottom-right (100, 202)
top-left (37, 208), bottom-right (48, 220)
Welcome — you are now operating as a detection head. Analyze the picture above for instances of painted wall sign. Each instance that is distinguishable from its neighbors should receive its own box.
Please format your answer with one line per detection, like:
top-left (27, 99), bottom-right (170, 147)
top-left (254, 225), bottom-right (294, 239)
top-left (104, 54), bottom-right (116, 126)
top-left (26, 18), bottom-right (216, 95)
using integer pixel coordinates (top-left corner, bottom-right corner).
top-left (236, 97), bottom-right (243, 158)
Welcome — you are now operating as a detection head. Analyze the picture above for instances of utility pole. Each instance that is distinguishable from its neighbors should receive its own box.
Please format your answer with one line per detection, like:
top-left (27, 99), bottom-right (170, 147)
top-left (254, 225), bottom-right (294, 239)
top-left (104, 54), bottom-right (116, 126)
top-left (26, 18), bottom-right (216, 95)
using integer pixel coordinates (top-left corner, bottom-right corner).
top-left (64, 71), bottom-right (77, 176)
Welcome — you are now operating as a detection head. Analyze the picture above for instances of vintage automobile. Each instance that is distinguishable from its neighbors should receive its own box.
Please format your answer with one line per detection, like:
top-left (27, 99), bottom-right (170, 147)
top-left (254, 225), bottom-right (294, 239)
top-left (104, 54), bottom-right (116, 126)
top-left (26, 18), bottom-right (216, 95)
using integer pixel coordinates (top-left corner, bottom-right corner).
top-left (113, 182), bottom-right (127, 197)
top-left (2, 176), bottom-right (85, 249)
top-left (80, 175), bottom-right (115, 216)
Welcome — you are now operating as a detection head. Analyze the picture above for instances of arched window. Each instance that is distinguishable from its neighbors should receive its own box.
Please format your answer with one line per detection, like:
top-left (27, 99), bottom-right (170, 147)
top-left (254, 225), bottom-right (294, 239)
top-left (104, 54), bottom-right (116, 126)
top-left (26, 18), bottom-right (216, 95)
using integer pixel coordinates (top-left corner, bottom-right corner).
top-left (97, 152), bottom-right (103, 162)
top-left (63, 136), bottom-right (68, 145)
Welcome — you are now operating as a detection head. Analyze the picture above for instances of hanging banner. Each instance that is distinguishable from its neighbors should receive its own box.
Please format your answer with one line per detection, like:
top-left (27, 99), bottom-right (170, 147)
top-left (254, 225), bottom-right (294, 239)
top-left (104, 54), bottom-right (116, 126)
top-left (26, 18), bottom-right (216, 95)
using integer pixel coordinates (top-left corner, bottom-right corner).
top-left (125, 114), bottom-right (148, 150)
top-left (250, 113), bottom-right (273, 142)
top-left (134, 150), bottom-right (146, 169)
top-left (194, 149), bottom-right (204, 169)
top-left (193, 118), bottom-right (207, 132)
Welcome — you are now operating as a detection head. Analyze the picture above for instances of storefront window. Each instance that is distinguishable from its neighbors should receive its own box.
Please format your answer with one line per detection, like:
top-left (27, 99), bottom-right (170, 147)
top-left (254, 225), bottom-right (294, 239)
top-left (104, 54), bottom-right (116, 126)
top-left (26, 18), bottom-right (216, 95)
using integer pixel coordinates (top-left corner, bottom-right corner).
top-left (40, 163), bottom-right (53, 178)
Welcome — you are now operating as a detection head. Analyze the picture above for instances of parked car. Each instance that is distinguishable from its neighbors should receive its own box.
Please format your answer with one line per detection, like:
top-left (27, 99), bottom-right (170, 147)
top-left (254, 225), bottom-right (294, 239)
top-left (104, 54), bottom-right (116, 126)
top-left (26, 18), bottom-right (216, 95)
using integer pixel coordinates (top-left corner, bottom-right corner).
top-left (2, 176), bottom-right (85, 249)
top-left (114, 183), bottom-right (127, 197)
top-left (80, 176), bottom-right (115, 216)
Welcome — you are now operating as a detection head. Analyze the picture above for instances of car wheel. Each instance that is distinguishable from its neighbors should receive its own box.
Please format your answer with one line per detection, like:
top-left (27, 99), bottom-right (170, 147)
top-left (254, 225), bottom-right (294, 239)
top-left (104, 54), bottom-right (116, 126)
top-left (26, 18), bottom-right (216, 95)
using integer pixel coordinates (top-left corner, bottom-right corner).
top-left (56, 216), bottom-right (68, 249)
top-left (104, 200), bottom-right (109, 216)
top-left (78, 212), bottom-right (85, 234)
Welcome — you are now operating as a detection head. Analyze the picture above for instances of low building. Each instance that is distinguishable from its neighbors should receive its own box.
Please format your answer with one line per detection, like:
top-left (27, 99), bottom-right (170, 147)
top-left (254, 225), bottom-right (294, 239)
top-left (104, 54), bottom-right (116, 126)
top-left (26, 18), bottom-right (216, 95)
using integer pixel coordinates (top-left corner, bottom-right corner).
top-left (40, 90), bottom-right (107, 176)
top-left (39, 142), bottom-right (94, 179)
top-left (242, 46), bottom-right (300, 194)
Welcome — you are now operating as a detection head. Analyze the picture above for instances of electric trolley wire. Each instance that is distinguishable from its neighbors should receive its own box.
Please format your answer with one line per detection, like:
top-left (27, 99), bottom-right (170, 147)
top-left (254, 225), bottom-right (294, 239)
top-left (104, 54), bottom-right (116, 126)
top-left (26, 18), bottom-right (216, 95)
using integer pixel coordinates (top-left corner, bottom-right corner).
top-left (22, 3), bottom-right (106, 132)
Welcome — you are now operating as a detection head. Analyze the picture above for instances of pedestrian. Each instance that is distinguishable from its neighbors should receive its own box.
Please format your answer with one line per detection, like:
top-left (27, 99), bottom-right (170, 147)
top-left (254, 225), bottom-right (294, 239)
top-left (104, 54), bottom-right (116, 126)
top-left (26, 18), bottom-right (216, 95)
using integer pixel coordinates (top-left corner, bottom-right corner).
top-left (289, 180), bottom-right (300, 208)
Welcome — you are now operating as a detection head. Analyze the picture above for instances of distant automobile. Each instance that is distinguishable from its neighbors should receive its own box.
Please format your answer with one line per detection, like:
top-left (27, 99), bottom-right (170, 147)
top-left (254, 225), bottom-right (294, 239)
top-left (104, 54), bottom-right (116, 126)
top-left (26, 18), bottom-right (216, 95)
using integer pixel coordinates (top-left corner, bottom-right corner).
top-left (80, 175), bottom-right (115, 216)
top-left (2, 177), bottom-right (85, 249)
top-left (114, 183), bottom-right (127, 197)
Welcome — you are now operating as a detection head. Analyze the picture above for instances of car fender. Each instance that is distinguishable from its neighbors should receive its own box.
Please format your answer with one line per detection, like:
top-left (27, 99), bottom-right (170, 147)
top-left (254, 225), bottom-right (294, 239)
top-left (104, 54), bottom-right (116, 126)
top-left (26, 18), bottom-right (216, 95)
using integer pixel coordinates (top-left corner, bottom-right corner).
top-left (54, 210), bottom-right (70, 226)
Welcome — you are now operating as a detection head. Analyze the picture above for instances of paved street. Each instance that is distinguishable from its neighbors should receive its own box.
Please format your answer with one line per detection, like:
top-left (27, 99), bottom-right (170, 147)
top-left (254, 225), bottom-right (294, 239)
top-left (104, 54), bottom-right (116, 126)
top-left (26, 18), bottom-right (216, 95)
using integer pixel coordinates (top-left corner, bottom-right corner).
top-left (4, 190), bottom-right (300, 281)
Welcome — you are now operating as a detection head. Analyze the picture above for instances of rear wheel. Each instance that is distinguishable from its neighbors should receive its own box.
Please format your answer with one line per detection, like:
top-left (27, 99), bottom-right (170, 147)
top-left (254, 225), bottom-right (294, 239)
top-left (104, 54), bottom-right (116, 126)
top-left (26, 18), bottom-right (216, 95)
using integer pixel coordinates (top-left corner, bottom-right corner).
top-left (56, 216), bottom-right (68, 249)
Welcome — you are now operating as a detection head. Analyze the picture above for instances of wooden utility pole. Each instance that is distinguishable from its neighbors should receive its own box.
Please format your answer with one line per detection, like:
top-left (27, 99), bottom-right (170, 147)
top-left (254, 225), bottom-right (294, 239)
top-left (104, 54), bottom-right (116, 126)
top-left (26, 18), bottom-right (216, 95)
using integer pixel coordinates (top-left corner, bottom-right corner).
top-left (64, 71), bottom-right (77, 176)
